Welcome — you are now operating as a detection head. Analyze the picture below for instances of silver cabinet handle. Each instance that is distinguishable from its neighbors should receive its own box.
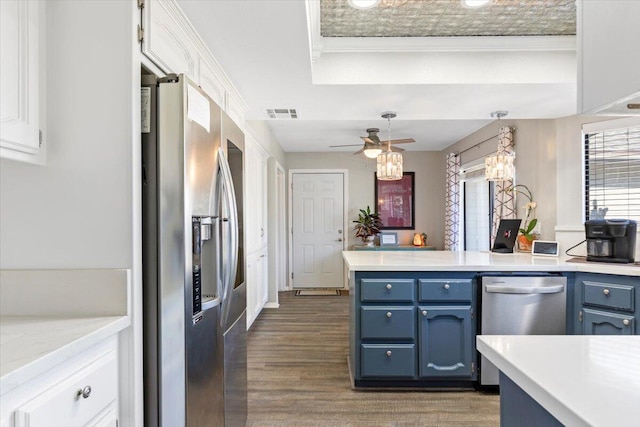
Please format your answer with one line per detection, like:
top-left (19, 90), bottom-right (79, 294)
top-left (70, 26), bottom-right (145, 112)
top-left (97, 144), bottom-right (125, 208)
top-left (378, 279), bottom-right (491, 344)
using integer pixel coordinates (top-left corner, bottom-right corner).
top-left (386, 284), bottom-right (392, 290)
top-left (623, 319), bottom-right (630, 326)
top-left (444, 283), bottom-right (450, 290)
top-left (422, 310), bottom-right (427, 316)
top-left (261, 228), bottom-right (264, 237)
top-left (260, 254), bottom-right (265, 258)
top-left (603, 289), bottom-right (610, 296)
top-left (386, 312), bottom-right (392, 318)
top-left (77, 385), bottom-right (92, 399)
top-left (386, 350), bottom-right (392, 357)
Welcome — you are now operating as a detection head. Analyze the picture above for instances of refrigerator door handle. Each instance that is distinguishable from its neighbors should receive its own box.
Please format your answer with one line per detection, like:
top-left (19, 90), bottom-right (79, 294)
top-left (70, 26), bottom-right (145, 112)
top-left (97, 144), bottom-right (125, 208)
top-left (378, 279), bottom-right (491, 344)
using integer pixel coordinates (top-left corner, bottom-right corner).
top-left (202, 295), bottom-right (222, 310)
top-left (218, 147), bottom-right (239, 305)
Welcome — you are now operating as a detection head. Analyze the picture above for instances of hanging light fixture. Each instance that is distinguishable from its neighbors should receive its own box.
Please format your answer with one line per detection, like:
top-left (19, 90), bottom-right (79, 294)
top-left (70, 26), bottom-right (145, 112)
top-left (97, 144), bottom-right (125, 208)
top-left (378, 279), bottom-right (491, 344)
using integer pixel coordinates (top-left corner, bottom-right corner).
top-left (377, 111), bottom-right (403, 181)
top-left (485, 111), bottom-right (515, 181)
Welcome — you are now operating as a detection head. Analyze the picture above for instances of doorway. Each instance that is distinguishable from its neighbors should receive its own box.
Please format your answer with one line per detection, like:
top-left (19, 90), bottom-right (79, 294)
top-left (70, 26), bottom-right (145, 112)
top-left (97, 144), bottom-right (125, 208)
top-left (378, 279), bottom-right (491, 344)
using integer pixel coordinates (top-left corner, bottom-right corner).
top-left (289, 171), bottom-right (347, 289)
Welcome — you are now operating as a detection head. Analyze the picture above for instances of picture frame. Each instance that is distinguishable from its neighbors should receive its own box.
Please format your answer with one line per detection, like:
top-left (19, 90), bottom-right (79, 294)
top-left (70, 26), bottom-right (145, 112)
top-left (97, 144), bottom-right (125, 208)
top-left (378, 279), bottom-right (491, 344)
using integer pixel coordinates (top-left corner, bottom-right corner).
top-left (375, 172), bottom-right (415, 230)
top-left (379, 231), bottom-right (399, 246)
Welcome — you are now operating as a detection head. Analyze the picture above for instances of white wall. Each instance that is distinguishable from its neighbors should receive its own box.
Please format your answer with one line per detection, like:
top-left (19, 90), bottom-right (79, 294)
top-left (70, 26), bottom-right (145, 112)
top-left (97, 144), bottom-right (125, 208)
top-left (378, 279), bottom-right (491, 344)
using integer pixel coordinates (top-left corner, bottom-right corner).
top-left (0, 2), bottom-right (141, 426)
top-left (0, 0), bottom-right (135, 270)
top-left (285, 151), bottom-right (445, 248)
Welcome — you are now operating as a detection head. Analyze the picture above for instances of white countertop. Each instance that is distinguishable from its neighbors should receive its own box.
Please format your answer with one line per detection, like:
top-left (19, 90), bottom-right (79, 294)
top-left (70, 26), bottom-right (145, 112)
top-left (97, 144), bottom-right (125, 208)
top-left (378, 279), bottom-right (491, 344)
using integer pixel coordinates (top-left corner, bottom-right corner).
top-left (0, 269), bottom-right (131, 397)
top-left (0, 315), bottom-right (129, 396)
top-left (342, 250), bottom-right (640, 276)
top-left (477, 335), bottom-right (640, 427)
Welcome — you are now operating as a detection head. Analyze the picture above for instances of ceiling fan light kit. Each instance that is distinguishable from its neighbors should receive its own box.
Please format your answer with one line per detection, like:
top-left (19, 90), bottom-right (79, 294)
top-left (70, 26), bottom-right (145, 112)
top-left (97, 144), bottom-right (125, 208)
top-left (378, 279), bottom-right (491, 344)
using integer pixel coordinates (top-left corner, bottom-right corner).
top-left (460, 0), bottom-right (491, 9)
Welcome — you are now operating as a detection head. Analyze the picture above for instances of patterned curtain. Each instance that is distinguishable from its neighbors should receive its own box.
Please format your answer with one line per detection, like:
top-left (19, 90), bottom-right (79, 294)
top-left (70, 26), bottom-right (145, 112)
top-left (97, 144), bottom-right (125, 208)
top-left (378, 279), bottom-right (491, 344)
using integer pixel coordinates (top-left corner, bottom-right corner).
top-left (444, 153), bottom-right (461, 251)
top-left (491, 126), bottom-right (516, 245)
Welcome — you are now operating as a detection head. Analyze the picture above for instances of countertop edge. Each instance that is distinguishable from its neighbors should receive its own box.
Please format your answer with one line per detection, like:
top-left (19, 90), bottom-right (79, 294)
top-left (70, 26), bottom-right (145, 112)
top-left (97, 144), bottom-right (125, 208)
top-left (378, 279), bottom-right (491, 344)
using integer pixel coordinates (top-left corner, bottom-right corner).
top-left (0, 315), bottom-right (129, 397)
top-left (477, 337), bottom-right (589, 427)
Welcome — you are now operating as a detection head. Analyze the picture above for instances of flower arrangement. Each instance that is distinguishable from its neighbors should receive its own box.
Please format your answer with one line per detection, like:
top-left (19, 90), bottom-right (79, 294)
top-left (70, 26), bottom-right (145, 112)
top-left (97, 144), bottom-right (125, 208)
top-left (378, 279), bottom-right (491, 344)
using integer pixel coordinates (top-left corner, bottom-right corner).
top-left (505, 184), bottom-right (538, 248)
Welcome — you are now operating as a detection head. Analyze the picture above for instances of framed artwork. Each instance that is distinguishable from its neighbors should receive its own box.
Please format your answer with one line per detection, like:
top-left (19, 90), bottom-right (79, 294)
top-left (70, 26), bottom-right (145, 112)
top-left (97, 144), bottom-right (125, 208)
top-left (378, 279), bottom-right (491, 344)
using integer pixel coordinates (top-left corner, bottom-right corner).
top-left (375, 172), bottom-right (415, 230)
top-left (379, 231), bottom-right (399, 246)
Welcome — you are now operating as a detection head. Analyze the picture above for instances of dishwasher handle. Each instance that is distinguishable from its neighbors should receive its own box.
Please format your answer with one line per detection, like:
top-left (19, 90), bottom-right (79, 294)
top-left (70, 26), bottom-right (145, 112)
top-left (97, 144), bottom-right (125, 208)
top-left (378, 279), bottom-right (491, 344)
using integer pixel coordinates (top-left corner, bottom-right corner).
top-left (485, 284), bottom-right (565, 294)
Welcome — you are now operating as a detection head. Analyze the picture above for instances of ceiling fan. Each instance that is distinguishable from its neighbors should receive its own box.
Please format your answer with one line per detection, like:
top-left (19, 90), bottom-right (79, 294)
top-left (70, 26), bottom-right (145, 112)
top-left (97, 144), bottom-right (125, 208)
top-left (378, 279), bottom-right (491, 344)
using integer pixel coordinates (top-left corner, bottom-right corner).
top-left (330, 113), bottom-right (415, 158)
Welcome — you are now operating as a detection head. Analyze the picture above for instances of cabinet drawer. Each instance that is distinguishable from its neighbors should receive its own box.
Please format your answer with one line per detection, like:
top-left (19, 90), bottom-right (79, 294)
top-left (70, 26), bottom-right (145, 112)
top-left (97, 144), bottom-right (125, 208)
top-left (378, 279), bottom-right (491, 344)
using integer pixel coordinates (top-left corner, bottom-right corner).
top-left (15, 352), bottom-right (118, 427)
top-left (361, 278), bottom-right (415, 302)
top-left (583, 281), bottom-right (634, 312)
top-left (361, 307), bottom-right (415, 340)
top-left (361, 344), bottom-right (415, 378)
top-left (419, 279), bottom-right (472, 302)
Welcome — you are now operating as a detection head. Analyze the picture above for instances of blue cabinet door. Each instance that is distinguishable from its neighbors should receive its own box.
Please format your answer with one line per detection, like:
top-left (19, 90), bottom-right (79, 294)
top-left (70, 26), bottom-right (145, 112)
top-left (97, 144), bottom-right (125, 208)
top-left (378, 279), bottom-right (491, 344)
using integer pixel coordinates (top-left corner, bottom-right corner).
top-left (582, 308), bottom-right (635, 335)
top-left (418, 306), bottom-right (473, 378)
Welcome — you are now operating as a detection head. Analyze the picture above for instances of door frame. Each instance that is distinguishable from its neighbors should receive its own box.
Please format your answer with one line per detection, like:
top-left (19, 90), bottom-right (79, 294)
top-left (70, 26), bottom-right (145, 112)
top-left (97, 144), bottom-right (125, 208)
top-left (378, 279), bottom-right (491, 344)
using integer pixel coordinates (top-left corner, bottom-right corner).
top-left (288, 169), bottom-right (349, 290)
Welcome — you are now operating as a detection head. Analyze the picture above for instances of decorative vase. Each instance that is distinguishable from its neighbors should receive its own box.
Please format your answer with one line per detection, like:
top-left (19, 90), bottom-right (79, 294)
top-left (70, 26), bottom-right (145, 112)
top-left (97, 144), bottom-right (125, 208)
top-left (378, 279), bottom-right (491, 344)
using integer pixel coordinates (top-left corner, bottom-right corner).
top-left (365, 235), bottom-right (375, 247)
top-left (517, 235), bottom-right (535, 252)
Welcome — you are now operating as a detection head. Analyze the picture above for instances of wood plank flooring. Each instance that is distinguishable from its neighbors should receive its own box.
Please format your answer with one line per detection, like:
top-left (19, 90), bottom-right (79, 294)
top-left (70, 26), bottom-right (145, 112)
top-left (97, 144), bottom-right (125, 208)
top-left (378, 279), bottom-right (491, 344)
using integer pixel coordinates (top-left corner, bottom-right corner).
top-left (246, 291), bottom-right (499, 426)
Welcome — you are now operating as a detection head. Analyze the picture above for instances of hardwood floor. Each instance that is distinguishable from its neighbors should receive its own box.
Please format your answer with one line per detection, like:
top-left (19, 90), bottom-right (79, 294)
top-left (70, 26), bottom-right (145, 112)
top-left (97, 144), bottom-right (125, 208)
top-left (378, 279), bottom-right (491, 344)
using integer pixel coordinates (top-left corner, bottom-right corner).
top-left (246, 291), bottom-right (500, 426)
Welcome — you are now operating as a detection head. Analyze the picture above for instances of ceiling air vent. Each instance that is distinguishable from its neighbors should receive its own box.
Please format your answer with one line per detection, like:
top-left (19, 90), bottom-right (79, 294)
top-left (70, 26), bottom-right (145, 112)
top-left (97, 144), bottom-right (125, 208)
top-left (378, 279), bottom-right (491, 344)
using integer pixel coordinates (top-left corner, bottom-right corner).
top-left (267, 108), bottom-right (298, 119)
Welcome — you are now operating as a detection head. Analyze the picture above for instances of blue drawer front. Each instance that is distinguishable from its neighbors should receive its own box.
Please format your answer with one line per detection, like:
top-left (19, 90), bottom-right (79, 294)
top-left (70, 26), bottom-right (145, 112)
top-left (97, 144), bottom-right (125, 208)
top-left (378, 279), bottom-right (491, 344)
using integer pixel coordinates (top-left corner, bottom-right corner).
top-left (583, 281), bottom-right (634, 312)
top-left (418, 279), bottom-right (472, 302)
top-left (361, 344), bottom-right (416, 378)
top-left (361, 307), bottom-right (415, 340)
top-left (361, 278), bottom-right (415, 302)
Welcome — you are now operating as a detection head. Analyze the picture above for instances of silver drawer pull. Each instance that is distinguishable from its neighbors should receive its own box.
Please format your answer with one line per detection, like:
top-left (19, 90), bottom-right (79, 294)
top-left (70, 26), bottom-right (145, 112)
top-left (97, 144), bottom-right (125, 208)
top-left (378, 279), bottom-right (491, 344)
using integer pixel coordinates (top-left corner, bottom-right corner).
top-left (386, 284), bottom-right (392, 290)
top-left (444, 283), bottom-right (450, 290)
top-left (422, 310), bottom-right (427, 316)
top-left (386, 350), bottom-right (392, 357)
top-left (623, 319), bottom-right (630, 326)
top-left (77, 385), bottom-right (92, 399)
top-left (386, 312), bottom-right (392, 318)
top-left (603, 289), bottom-right (610, 296)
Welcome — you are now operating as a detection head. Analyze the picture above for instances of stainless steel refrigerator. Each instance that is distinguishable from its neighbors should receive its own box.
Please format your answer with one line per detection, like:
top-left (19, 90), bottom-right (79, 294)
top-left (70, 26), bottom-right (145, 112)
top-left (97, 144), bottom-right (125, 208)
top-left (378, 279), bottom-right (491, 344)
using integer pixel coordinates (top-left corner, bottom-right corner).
top-left (142, 73), bottom-right (247, 427)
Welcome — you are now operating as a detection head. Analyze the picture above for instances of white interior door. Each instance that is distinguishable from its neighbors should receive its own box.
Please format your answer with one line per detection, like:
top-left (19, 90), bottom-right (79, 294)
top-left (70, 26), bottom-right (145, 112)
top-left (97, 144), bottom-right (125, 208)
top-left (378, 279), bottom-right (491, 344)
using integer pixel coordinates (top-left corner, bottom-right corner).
top-left (292, 173), bottom-right (345, 289)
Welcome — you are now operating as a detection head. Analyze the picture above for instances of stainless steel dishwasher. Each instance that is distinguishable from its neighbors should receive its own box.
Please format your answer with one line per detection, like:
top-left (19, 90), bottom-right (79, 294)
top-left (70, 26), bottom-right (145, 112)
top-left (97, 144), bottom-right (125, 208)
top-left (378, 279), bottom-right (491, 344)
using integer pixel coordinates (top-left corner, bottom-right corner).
top-left (479, 274), bottom-right (567, 386)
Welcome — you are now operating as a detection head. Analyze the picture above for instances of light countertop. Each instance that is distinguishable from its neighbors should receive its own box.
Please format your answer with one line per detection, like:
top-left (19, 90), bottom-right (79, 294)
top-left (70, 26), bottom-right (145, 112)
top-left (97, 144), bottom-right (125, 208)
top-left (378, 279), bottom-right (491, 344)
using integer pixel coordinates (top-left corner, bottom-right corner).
top-left (342, 250), bottom-right (640, 276)
top-left (477, 335), bottom-right (640, 427)
top-left (0, 315), bottom-right (129, 395)
top-left (0, 269), bottom-right (131, 397)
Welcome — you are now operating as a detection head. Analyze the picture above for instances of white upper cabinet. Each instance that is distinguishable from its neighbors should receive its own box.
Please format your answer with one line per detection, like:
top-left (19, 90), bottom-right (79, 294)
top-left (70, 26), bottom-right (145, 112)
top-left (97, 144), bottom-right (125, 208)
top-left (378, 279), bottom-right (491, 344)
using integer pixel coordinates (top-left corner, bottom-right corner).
top-left (578, 0), bottom-right (640, 115)
top-left (141, 0), bottom-right (198, 80)
top-left (0, 0), bottom-right (43, 163)
top-left (140, 0), bottom-right (248, 126)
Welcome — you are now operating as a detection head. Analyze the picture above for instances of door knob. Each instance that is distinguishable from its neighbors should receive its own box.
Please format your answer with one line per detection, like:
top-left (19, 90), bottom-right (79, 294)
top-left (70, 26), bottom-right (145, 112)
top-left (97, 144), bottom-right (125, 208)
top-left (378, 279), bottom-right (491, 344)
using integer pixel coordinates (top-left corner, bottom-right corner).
top-left (337, 238), bottom-right (343, 242)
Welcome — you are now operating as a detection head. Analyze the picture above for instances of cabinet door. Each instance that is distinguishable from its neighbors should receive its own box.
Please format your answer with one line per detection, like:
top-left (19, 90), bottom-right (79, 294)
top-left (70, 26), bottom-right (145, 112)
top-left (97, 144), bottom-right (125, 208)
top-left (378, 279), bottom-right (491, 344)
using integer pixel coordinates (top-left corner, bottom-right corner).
top-left (244, 136), bottom-right (268, 253)
top-left (582, 309), bottom-right (635, 335)
top-left (418, 306), bottom-right (473, 378)
top-left (142, 0), bottom-right (198, 79)
top-left (0, 0), bottom-right (41, 159)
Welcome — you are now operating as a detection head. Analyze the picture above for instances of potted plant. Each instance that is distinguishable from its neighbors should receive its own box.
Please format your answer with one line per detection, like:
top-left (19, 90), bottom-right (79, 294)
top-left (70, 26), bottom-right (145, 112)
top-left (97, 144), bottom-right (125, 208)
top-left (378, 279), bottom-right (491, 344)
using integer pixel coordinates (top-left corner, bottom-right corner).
top-left (353, 206), bottom-right (383, 246)
top-left (505, 184), bottom-right (539, 252)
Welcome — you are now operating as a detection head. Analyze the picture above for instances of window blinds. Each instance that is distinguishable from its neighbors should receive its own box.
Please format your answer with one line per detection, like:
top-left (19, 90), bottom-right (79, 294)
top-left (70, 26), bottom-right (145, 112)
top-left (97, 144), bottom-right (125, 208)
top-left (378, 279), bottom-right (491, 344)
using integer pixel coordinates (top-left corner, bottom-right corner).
top-left (584, 125), bottom-right (640, 222)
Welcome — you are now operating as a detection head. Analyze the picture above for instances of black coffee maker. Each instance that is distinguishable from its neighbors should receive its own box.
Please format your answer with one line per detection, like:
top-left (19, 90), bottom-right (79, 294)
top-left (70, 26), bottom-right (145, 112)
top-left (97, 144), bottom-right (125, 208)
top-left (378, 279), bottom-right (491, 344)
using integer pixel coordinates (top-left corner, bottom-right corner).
top-left (585, 219), bottom-right (637, 263)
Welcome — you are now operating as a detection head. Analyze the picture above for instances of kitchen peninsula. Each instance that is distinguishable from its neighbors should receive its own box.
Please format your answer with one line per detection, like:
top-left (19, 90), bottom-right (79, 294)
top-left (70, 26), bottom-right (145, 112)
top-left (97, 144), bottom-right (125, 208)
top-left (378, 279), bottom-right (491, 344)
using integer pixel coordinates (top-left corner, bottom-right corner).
top-left (344, 250), bottom-right (639, 423)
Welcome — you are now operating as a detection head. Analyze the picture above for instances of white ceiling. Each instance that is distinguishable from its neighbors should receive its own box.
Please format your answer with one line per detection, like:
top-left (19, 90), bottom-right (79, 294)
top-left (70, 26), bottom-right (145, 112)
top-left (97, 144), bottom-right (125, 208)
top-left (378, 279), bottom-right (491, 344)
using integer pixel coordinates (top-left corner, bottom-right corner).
top-left (176, 0), bottom-right (577, 153)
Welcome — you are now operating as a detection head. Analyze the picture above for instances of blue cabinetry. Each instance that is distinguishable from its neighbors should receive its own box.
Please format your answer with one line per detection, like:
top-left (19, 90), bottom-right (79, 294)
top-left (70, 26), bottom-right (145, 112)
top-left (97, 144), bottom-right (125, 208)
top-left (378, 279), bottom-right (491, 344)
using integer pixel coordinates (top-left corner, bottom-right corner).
top-left (350, 271), bottom-right (477, 387)
top-left (575, 273), bottom-right (639, 335)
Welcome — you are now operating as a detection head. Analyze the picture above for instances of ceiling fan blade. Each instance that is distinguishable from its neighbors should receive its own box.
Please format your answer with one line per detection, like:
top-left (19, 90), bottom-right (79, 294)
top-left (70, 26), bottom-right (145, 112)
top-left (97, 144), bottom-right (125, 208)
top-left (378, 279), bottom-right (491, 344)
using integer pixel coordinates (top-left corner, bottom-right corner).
top-left (353, 148), bottom-right (365, 155)
top-left (388, 138), bottom-right (416, 145)
top-left (390, 146), bottom-right (405, 152)
top-left (329, 144), bottom-right (365, 148)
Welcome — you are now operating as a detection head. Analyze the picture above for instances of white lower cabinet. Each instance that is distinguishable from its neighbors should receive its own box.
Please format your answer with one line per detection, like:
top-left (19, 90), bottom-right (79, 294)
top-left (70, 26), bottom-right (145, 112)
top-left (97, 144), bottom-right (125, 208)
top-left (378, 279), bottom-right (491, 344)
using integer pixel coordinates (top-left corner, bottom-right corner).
top-left (4, 336), bottom-right (119, 427)
top-left (247, 248), bottom-right (268, 329)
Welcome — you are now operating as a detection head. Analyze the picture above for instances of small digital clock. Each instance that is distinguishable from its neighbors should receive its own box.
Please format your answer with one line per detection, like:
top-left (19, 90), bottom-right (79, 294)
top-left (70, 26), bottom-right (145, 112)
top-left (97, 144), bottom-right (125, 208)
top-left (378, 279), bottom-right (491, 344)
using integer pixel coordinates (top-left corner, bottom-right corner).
top-left (531, 240), bottom-right (559, 257)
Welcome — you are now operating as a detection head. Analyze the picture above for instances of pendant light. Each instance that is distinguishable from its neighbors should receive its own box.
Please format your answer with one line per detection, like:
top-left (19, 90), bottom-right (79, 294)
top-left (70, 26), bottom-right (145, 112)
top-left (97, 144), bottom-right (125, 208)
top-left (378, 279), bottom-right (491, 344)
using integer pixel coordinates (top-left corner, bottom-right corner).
top-left (377, 112), bottom-right (403, 181)
top-left (485, 111), bottom-right (515, 181)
